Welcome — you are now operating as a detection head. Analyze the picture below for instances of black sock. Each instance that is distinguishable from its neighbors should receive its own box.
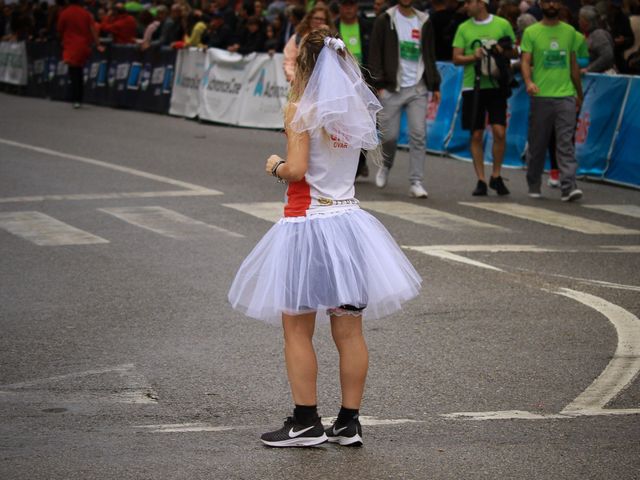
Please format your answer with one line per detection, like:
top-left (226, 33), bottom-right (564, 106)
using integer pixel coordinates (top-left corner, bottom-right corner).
top-left (293, 405), bottom-right (319, 426)
top-left (337, 406), bottom-right (359, 426)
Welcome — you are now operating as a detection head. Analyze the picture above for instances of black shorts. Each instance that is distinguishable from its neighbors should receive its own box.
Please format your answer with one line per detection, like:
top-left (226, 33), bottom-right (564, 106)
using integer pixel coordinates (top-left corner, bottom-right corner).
top-left (461, 88), bottom-right (508, 131)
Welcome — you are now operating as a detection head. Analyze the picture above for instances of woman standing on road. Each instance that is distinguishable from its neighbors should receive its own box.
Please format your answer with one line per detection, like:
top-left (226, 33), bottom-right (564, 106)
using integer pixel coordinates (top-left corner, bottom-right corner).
top-left (57, 0), bottom-right (103, 108)
top-left (228, 28), bottom-right (422, 448)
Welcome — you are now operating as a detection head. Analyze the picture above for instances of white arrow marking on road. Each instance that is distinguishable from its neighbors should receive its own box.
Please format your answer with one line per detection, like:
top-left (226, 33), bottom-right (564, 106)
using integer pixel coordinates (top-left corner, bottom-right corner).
top-left (443, 288), bottom-right (640, 420)
top-left (0, 211), bottom-right (108, 246)
top-left (404, 247), bottom-right (504, 272)
top-left (556, 288), bottom-right (640, 414)
top-left (460, 202), bottom-right (640, 235)
top-left (0, 137), bottom-right (222, 195)
top-left (584, 204), bottom-right (640, 219)
top-left (364, 201), bottom-right (508, 232)
top-left (100, 206), bottom-right (244, 239)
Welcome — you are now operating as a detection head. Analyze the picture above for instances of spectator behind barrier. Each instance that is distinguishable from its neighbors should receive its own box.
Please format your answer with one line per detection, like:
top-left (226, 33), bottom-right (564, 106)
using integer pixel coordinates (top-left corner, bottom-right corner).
top-left (606, 0), bottom-right (635, 72)
top-left (283, 4), bottom-right (335, 82)
top-left (101, 2), bottom-right (137, 44)
top-left (579, 5), bottom-right (615, 73)
top-left (204, 11), bottom-right (234, 49)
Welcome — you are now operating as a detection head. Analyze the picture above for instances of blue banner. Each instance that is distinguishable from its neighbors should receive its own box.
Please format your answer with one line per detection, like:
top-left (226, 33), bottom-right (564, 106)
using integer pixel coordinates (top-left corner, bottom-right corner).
top-left (605, 77), bottom-right (640, 186)
top-left (427, 62), bottom-right (463, 153)
top-left (575, 74), bottom-right (629, 177)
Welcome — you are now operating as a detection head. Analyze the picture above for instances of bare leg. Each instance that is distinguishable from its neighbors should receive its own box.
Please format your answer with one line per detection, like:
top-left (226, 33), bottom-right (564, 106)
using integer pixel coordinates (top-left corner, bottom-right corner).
top-left (470, 129), bottom-right (485, 182)
top-left (491, 124), bottom-right (506, 178)
top-left (330, 315), bottom-right (368, 409)
top-left (282, 312), bottom-right (317, 406)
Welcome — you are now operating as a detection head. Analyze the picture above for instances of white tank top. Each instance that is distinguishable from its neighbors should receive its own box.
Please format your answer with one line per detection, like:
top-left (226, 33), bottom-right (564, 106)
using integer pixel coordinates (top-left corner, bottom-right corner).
top-left (284, 129), bottom-right (361, 218)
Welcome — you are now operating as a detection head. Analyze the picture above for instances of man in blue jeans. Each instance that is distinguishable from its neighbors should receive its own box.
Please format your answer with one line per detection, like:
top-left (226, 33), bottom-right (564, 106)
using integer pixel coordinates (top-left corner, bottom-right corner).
top-left (368, 0), bottom-right (441, 198)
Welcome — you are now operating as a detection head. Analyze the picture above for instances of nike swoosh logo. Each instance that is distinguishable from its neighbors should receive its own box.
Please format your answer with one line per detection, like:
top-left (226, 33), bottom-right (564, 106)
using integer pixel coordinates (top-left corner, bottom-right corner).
top-left (333, 426), bottom-right (348, 435)
top-left (289, 425), bottom-right (315, 438)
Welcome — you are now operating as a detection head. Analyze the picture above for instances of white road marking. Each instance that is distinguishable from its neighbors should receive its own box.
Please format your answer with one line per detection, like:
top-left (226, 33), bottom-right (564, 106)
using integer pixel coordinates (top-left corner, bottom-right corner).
top-left (460, 202), bottom-right (640, 235)
top-left (0, 364), bottom-right (135, 389)
top-left (0, 137), bottom-right (222, 195)
top-left (223, 202), bottom-right (283, 223)
top-left (0, 190), bottom-right (220, 204)
top-left (547, 274), bottom-right (640, 292)
top-left (0, 363), bottom-right (158, 405)
top-left (403, 246), bottom-right (504, 272)
top-left (134, 416), bottom-right (422, 434)
top-left (364, 201), bottom-right (508, 232)
top-left (442, 411), bottom-right (566, 421)
top-left (405, 244), bottom-right (565, 253)
top-left (100, 206), bottom-right (243, 239)
top-left (443, 288), bottom-right (640, 420)
top-left (0, 211), bottom-right (108, 246)
top-left (556, 288), bottom-right (640, 414)
top-left (585, 204), bottom-right (640, 220)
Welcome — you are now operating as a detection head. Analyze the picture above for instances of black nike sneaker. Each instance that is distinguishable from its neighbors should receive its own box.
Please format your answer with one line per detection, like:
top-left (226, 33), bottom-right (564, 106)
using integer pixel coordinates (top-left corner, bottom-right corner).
top-left (260, 416), bottom-right (328, 447)
top-left (325, 417), bottom-right (363, 447)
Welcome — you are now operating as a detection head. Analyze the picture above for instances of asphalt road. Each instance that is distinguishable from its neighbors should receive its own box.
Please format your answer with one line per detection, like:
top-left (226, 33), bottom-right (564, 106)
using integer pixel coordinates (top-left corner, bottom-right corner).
top-left (1, 93), bottom-right (639, 480)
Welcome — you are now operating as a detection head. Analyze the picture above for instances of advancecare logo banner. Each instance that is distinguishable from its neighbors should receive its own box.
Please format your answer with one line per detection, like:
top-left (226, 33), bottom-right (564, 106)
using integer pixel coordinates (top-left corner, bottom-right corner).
top-left (0, 41), bottom-right (28, 85)
top-left (169, 48), bottom-right (206, 118)
top-left (198, 49), bottom-right (253, 125)
top-left (238, 53), bottom-right (289, 129)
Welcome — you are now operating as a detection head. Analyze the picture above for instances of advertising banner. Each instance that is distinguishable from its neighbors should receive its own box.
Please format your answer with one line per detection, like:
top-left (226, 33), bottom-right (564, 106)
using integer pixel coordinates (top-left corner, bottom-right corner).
top-left (575, 74), bottom-right (629, 177)
top-left (236, 53), bottom-right (289, 129)
top-left (427, 62), bottom-right (464, 153)
top-left (0, 41), bottom-right (28, 85)
top-left (605, 77), bottom-right (640, 187)
top-left (25, 41), bottom-right (51, 97)
top-left (132, 47), bottom-right (176, 113)
top-left (169, 48), bottom-right (206, 118)
top-left (198, 49), bottom-right (253, 124)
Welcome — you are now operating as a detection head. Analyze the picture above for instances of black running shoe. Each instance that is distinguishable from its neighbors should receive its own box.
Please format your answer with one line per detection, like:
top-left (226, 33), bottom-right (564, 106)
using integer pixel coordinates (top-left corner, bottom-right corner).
top-left (489, 175), bottom-right (510, 195)
top-left (472, 180), bottom-right (488, 196)
top-left (261, 417), bottom-right (327, 447)
top-left (325, 417), bottom-right (363, 447)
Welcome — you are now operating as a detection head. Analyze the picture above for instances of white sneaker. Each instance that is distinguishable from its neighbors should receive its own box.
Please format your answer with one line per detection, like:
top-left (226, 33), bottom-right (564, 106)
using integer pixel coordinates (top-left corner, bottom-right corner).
top-left (547, 177), bottom-right (560, 188)
top-left (408, 182), bottom-right (428, 198)
top-left (375, 166), bottom-right (390, 188)
top-left (72, 103), bottom-right (81, 109)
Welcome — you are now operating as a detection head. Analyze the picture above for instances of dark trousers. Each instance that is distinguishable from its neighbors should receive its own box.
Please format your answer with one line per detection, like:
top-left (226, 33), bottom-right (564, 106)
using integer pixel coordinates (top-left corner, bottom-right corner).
top-left (68, 66), bottom-right (83, 104)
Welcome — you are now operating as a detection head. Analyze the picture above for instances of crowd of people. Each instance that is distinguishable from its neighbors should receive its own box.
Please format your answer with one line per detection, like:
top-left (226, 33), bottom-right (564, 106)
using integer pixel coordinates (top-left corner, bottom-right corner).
top-left (1, 0), bottom-right (638, 70)
top-left (2, 0), bottom-right (638, 194)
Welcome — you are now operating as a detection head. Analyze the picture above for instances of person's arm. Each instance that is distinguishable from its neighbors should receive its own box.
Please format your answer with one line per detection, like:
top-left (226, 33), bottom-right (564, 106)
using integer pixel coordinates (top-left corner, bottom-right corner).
top-left (570, 51), bottom-right (583, 109)
top-left (265, 104), bottom-right (309, 182)
top-left (282, 34), bottom-right (298, 82)
top-left (586, 30), bottom-right (615, 72)
top-left (452, 46), bottom-right (482, 65)
top-left (422, 20), bottom-right (441, 102)
top-left (521, 51), bottom-right (538, 95)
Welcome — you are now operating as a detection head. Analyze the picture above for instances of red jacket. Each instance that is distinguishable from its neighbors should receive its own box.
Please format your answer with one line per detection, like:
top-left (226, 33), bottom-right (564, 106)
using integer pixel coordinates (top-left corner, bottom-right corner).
top-left (57, 5), bottom-right (95, 66)
top-left (100, 13), bottom-right (137, 44)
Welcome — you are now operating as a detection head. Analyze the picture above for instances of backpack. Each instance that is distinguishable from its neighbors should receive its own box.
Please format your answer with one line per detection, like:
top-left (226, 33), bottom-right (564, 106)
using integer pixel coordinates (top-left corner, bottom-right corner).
top-left (474, 36), bottom-right (517, 97)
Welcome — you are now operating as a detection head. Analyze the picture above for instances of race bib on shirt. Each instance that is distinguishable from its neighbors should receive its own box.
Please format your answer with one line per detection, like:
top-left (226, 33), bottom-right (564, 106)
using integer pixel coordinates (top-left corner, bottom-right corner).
top-left (542, 38), bottom-right (568, 69)
top-left (400, 32), bottom-right (420, 62)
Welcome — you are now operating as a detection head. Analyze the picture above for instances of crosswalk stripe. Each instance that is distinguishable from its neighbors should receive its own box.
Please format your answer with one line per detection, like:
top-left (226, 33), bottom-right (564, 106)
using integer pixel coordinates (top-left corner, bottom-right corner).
top-left (364, 201), bottom-right (508, 232)
top-left (222, 202), bottom-right (283, 223)
top-left (100, 206), bottom-right (243, 239)
top-left (460, 202), bottom-right (640, 235)
top-left (0, 211), bottom-right (108, 246)
top-left (584, 204), bottom-right (640, 220)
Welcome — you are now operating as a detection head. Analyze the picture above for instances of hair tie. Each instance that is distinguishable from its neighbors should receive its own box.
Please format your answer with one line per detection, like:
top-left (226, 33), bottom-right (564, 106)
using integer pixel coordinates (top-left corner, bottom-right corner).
top-left (323, 37), bottom-right (346, 52)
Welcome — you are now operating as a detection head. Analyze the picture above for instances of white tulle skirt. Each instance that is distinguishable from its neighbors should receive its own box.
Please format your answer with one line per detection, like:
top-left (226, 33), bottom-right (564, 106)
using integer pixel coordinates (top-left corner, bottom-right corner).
top-left (228, 208), bottom-right (422, 324)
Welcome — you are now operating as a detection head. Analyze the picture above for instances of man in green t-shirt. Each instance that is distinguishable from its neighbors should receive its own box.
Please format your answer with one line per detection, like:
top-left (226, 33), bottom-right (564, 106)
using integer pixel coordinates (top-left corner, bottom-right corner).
top-left (452, 0), bottom-right (516, 197)
top-left (521, 0), bottom-right (584, 202)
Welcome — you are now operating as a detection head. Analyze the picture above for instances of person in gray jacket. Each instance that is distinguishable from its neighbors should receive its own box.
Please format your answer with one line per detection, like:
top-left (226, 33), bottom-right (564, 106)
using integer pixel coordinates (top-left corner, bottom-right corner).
top-left (368, 0), bottom-right (441, 198)
top-left (579, 6), bottom-right (615, 73)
